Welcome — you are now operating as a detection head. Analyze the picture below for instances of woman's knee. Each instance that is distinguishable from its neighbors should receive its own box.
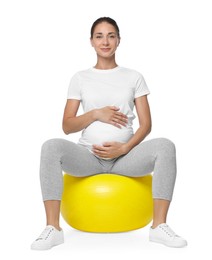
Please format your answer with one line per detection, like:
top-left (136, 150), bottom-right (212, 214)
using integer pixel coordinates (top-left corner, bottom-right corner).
top-left (41, 138), bottom-right (64, 156)
top-left (156, 138), bottom-right (176, 156)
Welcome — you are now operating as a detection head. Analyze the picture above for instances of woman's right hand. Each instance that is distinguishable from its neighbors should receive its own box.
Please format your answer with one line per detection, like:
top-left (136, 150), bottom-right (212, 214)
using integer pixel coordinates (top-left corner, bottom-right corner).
top-left (94, 106), bottom-right (128, 128)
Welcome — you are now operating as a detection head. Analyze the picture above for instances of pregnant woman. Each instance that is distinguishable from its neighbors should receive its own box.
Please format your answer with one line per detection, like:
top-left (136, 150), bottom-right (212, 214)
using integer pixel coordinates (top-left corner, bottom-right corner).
top-left (31, 17), bottom-right (187, 250)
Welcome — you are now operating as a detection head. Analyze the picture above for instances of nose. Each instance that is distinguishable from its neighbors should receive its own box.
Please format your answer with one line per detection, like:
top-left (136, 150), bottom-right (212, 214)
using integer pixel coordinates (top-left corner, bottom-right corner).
top-left (102, 36), bottom-right (109, 45)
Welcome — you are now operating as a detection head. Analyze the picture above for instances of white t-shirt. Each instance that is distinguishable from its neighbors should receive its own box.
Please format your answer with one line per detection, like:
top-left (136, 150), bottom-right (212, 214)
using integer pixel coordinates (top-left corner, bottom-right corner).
top-left (67, 66), bottom-right (150, 152)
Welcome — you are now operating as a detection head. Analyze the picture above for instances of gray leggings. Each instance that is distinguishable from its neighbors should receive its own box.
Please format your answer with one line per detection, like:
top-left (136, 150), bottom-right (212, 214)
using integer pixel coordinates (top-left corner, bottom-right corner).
top-left (40, 138), bottom-right (176, 201)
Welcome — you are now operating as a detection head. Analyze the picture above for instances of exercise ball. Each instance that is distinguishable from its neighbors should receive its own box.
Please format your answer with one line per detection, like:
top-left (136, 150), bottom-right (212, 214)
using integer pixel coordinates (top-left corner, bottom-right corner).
top-left (61, 173), bottom-right (153, 232)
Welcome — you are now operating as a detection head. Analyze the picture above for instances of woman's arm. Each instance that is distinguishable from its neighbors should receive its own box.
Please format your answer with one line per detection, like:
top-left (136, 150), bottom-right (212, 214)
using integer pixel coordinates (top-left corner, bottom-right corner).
top-left (62, 99), bottom-right (128, 135)
top-left (124, 95), bottom-right (152, 152)
top-left (92, 95), bottom-right (151, 158)
top-left (62, 99), bottom-right (96, 134)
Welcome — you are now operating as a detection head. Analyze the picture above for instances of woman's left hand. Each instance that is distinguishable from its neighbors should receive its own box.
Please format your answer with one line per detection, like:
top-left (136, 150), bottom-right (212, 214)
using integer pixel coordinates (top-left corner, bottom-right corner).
top-left (92, 142), bottom-right (129, 159)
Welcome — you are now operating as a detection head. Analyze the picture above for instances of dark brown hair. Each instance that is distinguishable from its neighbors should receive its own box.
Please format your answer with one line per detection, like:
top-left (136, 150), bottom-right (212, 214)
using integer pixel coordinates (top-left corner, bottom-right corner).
top-left (90, 17), bottom-right (120, 39)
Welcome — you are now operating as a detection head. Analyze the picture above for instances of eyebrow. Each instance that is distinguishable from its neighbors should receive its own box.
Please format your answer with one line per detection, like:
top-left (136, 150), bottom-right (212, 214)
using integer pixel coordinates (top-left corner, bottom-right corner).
top-left (94, 32), bottom-right (116, 35)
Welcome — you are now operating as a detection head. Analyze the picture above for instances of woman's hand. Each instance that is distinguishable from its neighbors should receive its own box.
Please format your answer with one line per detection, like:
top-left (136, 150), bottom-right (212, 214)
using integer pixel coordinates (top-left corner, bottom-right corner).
top-left (94, 106), bottom-right (128, 128)
top-left (92, 142), bottom-right (130, 159)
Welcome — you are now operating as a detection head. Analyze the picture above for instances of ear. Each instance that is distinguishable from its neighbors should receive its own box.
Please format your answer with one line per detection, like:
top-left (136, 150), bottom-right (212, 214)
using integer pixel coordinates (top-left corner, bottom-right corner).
top-left (90, 38), bottom-right (94, 47)
top-left (117, 37), bottom-right (121, 46)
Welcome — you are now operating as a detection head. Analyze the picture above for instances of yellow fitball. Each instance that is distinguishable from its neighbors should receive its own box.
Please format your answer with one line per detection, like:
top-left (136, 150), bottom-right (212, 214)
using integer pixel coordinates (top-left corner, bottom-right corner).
top-left (61, 173), bottom-right (153, 232)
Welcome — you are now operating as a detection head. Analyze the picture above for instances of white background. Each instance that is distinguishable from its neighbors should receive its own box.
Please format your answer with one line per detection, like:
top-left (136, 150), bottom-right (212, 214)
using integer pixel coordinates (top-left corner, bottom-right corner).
top-left (0, 0), bottom-right (211, 259)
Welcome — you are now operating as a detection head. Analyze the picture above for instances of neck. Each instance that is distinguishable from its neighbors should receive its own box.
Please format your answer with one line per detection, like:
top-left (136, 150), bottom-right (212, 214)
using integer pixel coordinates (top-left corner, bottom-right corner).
top-left (94, 56), bottom-right (118, 70)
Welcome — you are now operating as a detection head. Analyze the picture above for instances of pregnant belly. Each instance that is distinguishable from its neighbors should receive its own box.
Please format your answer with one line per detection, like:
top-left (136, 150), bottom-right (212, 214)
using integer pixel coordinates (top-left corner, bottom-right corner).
top-left (78, 121), bottom-right (134, 149)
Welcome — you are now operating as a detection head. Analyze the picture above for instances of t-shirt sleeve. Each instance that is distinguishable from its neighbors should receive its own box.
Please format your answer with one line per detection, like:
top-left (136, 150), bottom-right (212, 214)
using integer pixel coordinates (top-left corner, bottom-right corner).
top-left (134, 73), bottom-right (150, 98)
top-left (67, 73), bottom-right (81, 100)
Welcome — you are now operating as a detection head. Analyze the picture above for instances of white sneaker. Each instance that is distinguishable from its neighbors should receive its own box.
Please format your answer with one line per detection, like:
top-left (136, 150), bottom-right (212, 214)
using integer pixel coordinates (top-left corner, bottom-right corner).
top-left (31, 225), bottom-right (64, 250)
top-left (149, 223), bottom-right (187, 248)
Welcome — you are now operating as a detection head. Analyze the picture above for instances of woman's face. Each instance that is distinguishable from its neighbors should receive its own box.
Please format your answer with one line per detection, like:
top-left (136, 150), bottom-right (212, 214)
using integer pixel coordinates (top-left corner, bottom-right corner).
top-left (90, 22), bottom-right (120, 58)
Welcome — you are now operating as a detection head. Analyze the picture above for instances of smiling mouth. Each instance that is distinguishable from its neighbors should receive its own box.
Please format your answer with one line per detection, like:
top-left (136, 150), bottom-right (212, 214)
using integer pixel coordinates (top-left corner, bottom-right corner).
top-left (100, 48), bottom-right (111, 52)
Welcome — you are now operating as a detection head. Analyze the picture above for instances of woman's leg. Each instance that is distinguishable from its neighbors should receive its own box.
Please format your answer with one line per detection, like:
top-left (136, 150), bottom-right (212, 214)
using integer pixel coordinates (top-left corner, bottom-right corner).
top-left (111, 138), bottom-right (187, 247)
top-left (152, 199), bottom-right (170, 228)
top-left (31, 139), bottom-right (103, 250)
top-left (44, 200), bottom-right (61, 230)
top-left (40, 138), bottom-right (103, 228)
top-left (111, 137), bottom-right (177, 202)
top-left (111, 138), bottom-right (176, 226)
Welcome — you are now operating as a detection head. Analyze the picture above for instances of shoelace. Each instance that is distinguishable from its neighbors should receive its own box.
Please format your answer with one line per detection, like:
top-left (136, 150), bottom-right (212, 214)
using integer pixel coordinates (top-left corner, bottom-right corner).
top-left (159, 224), bottom-right (179, 238)
top-left (36, 226), bottom-right (54, 241)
